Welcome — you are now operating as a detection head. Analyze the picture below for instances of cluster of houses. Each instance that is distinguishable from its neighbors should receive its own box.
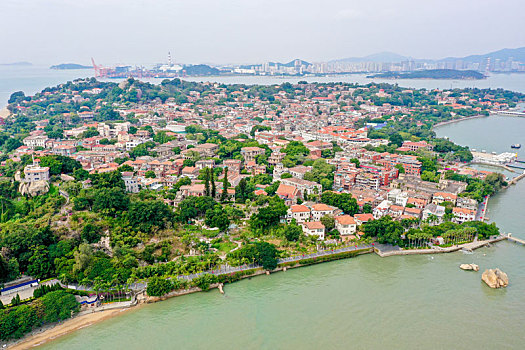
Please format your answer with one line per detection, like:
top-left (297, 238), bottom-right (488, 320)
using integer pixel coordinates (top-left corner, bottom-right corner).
top-left (5, 80), bottom-right (500, 243)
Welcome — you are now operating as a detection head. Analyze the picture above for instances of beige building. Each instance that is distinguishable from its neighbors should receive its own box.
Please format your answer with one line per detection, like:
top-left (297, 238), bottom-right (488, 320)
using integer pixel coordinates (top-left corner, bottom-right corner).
top-left (24, 159), bottom-right (50, 182)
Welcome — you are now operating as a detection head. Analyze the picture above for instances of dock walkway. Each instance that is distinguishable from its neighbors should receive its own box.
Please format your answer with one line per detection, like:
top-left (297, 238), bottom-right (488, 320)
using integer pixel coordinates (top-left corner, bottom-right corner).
top-left (507, 234), bottom-right (525, 245)
top-left (375, 236), bottom-right (507, 257)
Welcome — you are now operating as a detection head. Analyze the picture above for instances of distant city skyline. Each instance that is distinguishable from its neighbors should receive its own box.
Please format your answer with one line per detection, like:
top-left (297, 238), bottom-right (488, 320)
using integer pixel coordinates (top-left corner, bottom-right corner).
top-left (1, 0), bottom-right (524, 65)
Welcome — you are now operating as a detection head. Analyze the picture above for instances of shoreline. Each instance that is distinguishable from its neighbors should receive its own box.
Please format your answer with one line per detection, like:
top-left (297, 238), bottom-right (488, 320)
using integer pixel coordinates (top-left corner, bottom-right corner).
top-left (469, 161), bottom-right (516, 172)
top-left (6, 308), bottom-right (131, 349)
top-left (5, 239), bottom-right (510, 348)
top-left (6, 248), bottom-right (373, 348)
top-left (432, 114), bottom-right (488, 128)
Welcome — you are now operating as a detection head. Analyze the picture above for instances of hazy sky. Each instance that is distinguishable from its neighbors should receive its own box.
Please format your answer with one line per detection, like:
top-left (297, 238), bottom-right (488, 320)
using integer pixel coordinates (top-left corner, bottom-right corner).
top-left (1, 0), bottom-right (524, 65)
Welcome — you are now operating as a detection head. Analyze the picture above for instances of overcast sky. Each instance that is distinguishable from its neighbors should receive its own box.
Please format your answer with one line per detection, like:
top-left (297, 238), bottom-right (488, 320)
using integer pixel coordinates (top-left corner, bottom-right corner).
top-left (1, 0), bottom-right (524, 65)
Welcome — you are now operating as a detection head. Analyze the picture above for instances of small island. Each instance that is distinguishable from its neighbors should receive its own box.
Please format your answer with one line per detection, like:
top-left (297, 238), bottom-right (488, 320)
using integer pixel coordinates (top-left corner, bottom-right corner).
top-left (0, 61), bottom-right (32, 66)
top-left (50, 63), bottom-right (92, 70)
top-left (367, 69), bottom-right (486, 80)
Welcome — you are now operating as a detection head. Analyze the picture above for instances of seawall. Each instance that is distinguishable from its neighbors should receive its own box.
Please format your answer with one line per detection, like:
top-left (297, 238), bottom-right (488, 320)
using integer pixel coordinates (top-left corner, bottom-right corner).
top-left (375, 236), bottom-right (507, 257)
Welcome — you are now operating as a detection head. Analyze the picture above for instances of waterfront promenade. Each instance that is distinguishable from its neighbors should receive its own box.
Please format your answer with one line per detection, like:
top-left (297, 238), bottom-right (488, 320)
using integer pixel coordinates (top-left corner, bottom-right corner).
top-left (129, 243), bottom-right (374, 291)
top-left (375, 235), bottom-right (508, 257)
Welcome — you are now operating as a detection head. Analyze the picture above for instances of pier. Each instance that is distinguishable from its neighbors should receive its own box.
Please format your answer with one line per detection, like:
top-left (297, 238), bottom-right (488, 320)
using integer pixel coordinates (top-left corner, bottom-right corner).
top-left (504, 172), bottom-right (525, 188)
top-left (507, 164), bottom-right (525, 170)
top-left (490, 110), bottom-right (525, 117)
top-left (374, 236), bottom-right (507, 257)
top-left (507, 233), bottom-right (525, 245)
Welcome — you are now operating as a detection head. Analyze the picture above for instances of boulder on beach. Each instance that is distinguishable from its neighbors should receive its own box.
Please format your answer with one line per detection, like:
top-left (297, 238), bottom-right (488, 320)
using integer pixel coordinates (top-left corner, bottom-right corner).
top-left (460, 263), bottom-right (479, 271)
top-left (481, 268), bottom-right (509, 288)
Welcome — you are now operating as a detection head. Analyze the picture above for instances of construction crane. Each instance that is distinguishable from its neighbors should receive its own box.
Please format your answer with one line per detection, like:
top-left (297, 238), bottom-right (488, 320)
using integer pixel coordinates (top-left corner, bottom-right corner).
top-left (91, 57), bottom-right (101, 77)
top-left (91, 58), bottom-right (111, 78)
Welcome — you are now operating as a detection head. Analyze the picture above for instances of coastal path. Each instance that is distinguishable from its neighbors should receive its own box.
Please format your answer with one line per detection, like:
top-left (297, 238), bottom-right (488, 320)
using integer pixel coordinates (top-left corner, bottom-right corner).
top-left (504, 171), bottom-right (525, 187)
top-left (173, 243), bottom-right (374, 283)
top-left (490, 110), bottom-right (525, 117)
top-left (476, 195), bottom-right (490, 221)
top-left (507, 233), bottom-right (525, 245)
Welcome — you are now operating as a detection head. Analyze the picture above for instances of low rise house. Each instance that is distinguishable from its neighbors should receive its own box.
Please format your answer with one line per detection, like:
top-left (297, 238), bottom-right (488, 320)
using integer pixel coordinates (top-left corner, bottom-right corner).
top-left (354, 213), bottom-right (374, 226)
top-left (281, 177), bottom-right (322, 197)
top-left (452, 207), bottom-right (476, 223)
top-left (388, 205), bottom-right (405, 217)
top-left (407, 196), bottom-right (429, 209)
top-left (403, 207), bottom-right (422, 219)
top-left (288, 165), bottom-right (312, 179)
top-left (241, 147), bottom-right (265, 162)
top-left (387, 189), bottom-right (409, 207)
top-left (223, 159), bottom-right (242, 174)
top-left (195, 159), bottom-right (215, 170)
top-left (276, 183), bottom-right (300, 205)
top-left (432, 192), bottom-right (457, 205)
top-left (422, 203), bottom-right (446, 224)
top-left (301, 221), bottom-right (325, 240)
top-left (335, 215), bottom-right (357, 236)
top-left (194, 143), bottom-right (219, 157)
top-left (373, 200), bottom-right (391, 219)
top-left (402, 140), bottom-right (433, 152)
top-left (310, 203), bottom-right (337, 221)
top-left (268, 152), bottom-right (285, 166)
top-left (24, 159), bottom-right (50, 182)
top-left (179, 183), bottom-right (206, 198)
top-left (23, 135), bottom-right (48, 149)
top-left (181, 166), bottom-right (199, 179)
top-left (456, 197), bottom-right (478, 211)
top-left (287, 205), bottom-right (311, 223)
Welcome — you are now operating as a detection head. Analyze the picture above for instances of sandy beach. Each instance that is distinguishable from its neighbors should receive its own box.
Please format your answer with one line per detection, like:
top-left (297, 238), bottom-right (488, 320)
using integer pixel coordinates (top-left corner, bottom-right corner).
top-left (7, 308), bottom-right (130, 349)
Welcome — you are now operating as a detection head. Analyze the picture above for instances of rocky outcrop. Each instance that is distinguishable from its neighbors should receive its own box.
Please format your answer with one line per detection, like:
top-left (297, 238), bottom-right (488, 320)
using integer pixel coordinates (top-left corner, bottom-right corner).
top-left (60, 174), bottom-right (75, 181)
top-left (460, 263), bottom-right (479, 271)
top-left (18, 180), bottom-right (50, 197)
top-left (482, 268), bottom-right (509, 288)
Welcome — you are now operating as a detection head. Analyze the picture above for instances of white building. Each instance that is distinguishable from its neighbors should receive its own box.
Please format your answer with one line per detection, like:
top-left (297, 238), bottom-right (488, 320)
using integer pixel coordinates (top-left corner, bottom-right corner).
top-left (373, 200), bottom-right (392, 219)
top-left (23, 135), bottom-right (49, 149)
top-left (452, 207), bottom-right (476, 223)
top-left (335, 215), bottom-right (357, 236)
top-left (24, 159), bottom-right (50, 182)
top-left (387, 189), bottom-right (409, 207)
top-left (310, 203), bottom-right (337, 221)
top-left (122, 171), bottom-right (140, 193)
top-left (301, 221), bottom-right (325, 240)
top-left (287, 204), bottom-right (311, 223)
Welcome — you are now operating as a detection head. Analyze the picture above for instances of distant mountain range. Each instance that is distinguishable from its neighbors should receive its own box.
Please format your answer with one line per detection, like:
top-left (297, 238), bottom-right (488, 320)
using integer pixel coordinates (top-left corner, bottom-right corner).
top-left (331, 47), bottom-right (525, 64)
top-left (331, 52), bottom-right (408, 63)
top-left (441, 47), bottom-right (525, 63)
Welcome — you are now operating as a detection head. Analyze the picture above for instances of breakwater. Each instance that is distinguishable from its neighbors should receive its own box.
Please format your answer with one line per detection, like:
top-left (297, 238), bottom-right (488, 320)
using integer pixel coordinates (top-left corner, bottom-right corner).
top-left (375, 236), bottom-right (507, 257)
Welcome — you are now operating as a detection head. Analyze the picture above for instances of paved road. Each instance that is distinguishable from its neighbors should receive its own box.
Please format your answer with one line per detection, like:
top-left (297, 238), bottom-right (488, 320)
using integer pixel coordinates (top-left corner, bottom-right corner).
top-left (476, 195), bottom-right (489, 221)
